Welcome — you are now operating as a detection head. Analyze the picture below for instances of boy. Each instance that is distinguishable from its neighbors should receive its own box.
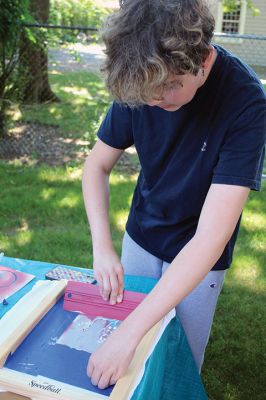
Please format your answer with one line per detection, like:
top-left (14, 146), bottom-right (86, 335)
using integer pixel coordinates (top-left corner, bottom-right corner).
top-left (82, 0), bottom-right (266, 389)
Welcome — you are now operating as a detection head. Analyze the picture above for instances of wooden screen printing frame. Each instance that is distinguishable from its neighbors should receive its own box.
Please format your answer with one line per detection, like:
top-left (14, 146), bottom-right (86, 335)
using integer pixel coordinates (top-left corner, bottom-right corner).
top-left (0, 280), bottom-right (161, 400)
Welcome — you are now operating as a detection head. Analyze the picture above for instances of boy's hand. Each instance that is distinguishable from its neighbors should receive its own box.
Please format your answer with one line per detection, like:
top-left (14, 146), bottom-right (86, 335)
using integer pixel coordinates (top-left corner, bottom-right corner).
top-left (93, 250), bottom-right (124, 304)
top-left (87, 326), bottom-right (136, 389)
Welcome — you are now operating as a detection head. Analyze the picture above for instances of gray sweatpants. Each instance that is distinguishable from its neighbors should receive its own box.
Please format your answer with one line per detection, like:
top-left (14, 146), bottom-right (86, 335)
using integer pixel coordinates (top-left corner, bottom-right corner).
top-left (121, 231), bottom-right (226, 372)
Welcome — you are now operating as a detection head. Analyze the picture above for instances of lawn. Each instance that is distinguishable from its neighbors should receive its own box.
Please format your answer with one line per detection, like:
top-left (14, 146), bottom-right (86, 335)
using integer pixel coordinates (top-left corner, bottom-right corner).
top-left (0, 160), bottom-right (265, 400)
top-left (12, 71), bottom-right (111, 146)
top-left (0, 162), bottom-right (135, 267)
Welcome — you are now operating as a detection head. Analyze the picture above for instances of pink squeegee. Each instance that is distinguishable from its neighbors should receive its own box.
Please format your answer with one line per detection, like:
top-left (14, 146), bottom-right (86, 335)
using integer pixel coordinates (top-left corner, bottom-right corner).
top-left (63, 281), bottom-right (146, 320)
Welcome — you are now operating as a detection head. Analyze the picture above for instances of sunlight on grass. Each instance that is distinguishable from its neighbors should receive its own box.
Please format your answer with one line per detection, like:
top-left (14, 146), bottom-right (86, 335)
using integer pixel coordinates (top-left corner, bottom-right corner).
top-left (7, 107), bottom-right (22, 121)
top-left (249, 238), bottom-right (266, 252)
top-left (16, 71), bottom-right (111, 141)
top-left (38, 167), bottom-right (81, 183)
top-left (110, 174), bottom-right (126, 183)
top-left (67, 168), bottom-right (83, 180)
top-left (48, 106), bottom-right (58, 114)
top-left (18, 219), bottom-right (29, 232)
top-left (242, 210), bottom-right (266, 231)
top-left (110, 172), bottom-right (137, 209)
top-left (41, 188), bottom-right (57, 200)
top-left (227, 256), bottom-right (264, 291)
top-left (112, 210), bottom-right (128, 232)
top-left (108, 172), bottom-right (137, 232)
top-left (110, 173), bottom-right (138, 185)
top-left (15, 231), bottom-right (33, 246)
top-left (50, 70), bottom-right (63, 76)
top-left (57, 195), bottom-right (80, 208)
top-left (71, 97), bottom-right (94, 106)
top-left (38, 169), bottom-right (62, 182)
top-left (63, 86), bottom-right (92, 97)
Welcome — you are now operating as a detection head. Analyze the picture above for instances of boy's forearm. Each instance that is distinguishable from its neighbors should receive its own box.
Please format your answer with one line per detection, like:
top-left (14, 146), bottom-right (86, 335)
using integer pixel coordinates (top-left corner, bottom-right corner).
top-left (118, 184), bottom-right (248, 345)
top-left (82, 158), bottom-right (114, 253)
top-left (118, 232), bottom-right (226, 345)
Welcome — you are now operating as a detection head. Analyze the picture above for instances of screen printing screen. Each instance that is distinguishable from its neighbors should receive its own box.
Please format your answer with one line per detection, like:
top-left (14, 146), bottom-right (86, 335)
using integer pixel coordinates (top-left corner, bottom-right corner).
top-left (4, 297), bottom-right (121, 397)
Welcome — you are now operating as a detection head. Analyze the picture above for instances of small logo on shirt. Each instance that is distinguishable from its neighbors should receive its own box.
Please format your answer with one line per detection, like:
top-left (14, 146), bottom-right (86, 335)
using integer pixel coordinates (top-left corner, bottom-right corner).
top-left (201, 142), bottom-right (207, 152)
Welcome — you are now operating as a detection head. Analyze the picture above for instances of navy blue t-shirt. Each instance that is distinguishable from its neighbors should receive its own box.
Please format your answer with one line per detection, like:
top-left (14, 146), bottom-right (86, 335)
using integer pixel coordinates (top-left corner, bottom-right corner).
top-left (97, 45), bottom-right (266, 270)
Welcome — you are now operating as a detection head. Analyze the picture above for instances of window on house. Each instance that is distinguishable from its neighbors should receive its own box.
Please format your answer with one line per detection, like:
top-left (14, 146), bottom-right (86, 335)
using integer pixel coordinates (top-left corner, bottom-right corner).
top-left (222, 3), bottom-right (241, 33)
top-left (216, 0), bottom-right (247, 35)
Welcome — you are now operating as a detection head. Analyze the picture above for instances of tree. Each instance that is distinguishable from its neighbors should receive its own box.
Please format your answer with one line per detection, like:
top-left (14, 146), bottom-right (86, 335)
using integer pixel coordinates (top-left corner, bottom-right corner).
top-left (0, 0), bottom-right (29, 136)
top-left (19, 0), bottom-right (59, 103)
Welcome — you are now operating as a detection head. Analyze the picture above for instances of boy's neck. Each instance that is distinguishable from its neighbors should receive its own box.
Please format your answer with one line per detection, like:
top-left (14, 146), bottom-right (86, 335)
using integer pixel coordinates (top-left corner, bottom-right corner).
top-left (202, 45), bottom-right (217, 85)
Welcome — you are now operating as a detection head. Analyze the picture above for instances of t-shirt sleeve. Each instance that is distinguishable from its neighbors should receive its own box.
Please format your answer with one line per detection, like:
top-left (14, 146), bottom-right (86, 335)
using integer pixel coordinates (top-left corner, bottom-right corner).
top-left (212, 100), bottom-right (266, 191)
top-left (97, 101), bottom-right (134, 149)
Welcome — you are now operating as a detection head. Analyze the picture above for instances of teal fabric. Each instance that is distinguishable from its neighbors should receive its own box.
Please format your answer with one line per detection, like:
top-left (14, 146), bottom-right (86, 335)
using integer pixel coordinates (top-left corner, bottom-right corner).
top-left (132, 318), bottom-right (208, 400)
top-left (0, 256), bottom-right (208, 399)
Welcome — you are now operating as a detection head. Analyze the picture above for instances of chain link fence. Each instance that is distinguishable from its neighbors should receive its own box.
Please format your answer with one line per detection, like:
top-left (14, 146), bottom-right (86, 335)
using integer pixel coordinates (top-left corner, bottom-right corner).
top-left (0, 25), bottom-right (265, 174)
top-left (213, 33), bottom-right (266, 77)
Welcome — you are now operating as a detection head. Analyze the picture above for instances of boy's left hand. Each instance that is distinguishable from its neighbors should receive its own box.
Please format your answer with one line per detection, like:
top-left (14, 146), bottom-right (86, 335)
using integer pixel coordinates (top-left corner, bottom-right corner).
top-left (87, 328), bottom-right (136, 389)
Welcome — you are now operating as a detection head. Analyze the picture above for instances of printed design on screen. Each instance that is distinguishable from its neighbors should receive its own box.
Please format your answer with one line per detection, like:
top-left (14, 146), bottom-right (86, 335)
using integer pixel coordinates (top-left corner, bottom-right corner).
top-left (0, 269), bottom-right (17, 287)
top-left (55, 314), bottom-right (121, 353)
top-left (4, 297), bottom-right (115, 396)
top-left (0, 266), bottom-right (35, 301)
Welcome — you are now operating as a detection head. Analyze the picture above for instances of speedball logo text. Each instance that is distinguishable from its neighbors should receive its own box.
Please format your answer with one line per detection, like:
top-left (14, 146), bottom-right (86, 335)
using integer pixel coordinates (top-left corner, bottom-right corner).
top-left (29, 380), bottom-right (61, 394)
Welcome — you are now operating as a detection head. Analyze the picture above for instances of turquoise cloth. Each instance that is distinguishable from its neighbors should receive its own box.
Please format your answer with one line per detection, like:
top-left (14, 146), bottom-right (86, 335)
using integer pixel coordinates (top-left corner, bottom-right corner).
top-left (0, 255), bottom-right (207, 399)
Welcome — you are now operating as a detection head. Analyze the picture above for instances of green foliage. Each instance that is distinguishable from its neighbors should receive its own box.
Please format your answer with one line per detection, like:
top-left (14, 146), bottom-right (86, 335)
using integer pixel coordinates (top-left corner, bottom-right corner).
top-left (48, 0), bottom-right (109, 44)
top-left (246, 0), bottom-right (260, 16)
top-left (0, 0), bottom-right (29, 52)
top-left (49, 0), bottom-right (109, 28)
top-left (222, 0), bottom-right (260, 16)
top-left (223, 0), bottom-right (241, 12)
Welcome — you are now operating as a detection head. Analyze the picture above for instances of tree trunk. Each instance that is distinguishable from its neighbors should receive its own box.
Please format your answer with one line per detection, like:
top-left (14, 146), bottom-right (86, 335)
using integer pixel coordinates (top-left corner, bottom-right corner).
top-left (20, 0), bottom-right (59, 103)
top-left (0, 108), bottom-right (7, 137)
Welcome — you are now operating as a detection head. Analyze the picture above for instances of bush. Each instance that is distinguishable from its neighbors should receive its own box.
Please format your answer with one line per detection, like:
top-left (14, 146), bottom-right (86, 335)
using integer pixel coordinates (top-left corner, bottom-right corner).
top-left (49, 0), bottom-right (109, 28)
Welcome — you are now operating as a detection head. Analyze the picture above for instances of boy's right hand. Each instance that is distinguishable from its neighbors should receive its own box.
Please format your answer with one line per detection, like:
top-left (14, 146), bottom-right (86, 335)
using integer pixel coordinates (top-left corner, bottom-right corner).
top-left (93, 250), bottom-right (124, 305)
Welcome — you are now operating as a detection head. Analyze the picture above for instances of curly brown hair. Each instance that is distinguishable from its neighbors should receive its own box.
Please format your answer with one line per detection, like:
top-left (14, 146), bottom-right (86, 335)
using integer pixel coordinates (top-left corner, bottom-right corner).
top-left (101, 0), bottom-right (215, 106)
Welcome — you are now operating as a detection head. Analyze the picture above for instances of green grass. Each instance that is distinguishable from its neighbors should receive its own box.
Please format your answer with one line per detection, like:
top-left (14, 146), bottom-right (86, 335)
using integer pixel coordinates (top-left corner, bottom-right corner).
top-left (0, 162), bottom-right (136, 267)
top-left (14, 71), bottom-right (111, 144)
top-left (202, 184), bottom-right (266, 400)
top-left (0, 160), bottom-right (265, 399)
